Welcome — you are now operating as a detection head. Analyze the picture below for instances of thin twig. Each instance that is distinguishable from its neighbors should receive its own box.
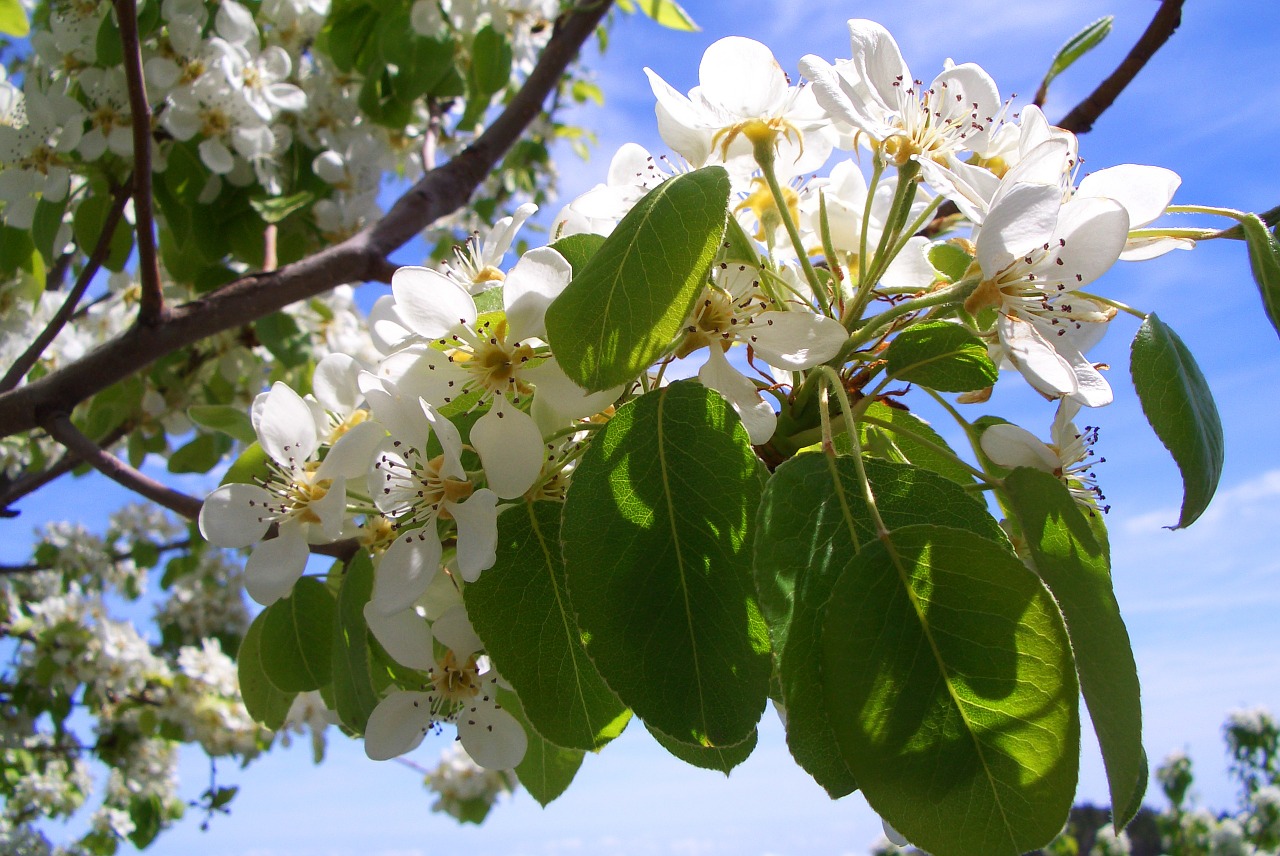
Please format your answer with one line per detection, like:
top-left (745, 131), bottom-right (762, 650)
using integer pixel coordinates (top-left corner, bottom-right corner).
top-left (0, 0), bottom-right (615, 441)
top-left (1212, 203), bottom-right (1280, 241)
top-left (0, 538), bottom-right (192, 576)
top-left (0, 186), bottom-right (133, 395)
top-left (0, 425), bottom-right (131, 516)
top-left (43, 415), bottom-right (204, 520)
top-left (1057, 0), bottom-right (1185, 134)
top-left (112, 0), bottom-right (164, 326)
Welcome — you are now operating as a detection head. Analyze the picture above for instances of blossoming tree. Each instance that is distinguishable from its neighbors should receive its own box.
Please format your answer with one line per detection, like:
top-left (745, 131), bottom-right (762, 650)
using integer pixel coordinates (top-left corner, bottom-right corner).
top-left (1, 0), bottom-right (1278, 853)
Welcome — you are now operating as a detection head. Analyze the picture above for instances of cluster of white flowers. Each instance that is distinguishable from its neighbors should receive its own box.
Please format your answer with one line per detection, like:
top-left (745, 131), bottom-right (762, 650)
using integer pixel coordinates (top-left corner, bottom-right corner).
top-left (424, 743), bottom-right (517, 822)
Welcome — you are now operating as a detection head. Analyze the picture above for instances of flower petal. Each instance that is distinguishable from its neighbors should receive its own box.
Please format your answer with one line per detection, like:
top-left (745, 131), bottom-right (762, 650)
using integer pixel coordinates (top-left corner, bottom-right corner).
top-left (431, 603), bottom-right (484, 659)
top-left (363, 603), bottom-right (435, 671)
top-left (313, 353), bottom-right (362, 415)
top-left (391, 266), bottom-right (477, 340)
top-left (364, 691), bottom-right (433, 761)
top-left (976, 183), bottom-right (1062, 277)
top-left (698, 36), bottom-right (788, 119)
top-left (372, 533), bottom-right (441, 616)
top-left (244, 529), bottom-right (309, 605)
top-left (746, 311), bottom-right (848, 369)
top-left (199, 483), bottom-right (273, 548)
top-left (457, 701), bottom-right (528, 770)
top-left (980, 422), bottom-right (1060, 473)
top-left (451, 488), bottom-right (499, 583)
top-left (470, 399), bottom-right (543, 500)
top-left (316, 420), bottom-right (384, 481)
top-left (503, 247), bottom-right (573, 343)
top-left (1052, 196), bottom-right (1129, 289)
top-left (698, 346), bottom-right (776, 444)
top-left (1076, 164), bottom-right (1180, 228)
top-left (256, 382), bottom-right (320, 468)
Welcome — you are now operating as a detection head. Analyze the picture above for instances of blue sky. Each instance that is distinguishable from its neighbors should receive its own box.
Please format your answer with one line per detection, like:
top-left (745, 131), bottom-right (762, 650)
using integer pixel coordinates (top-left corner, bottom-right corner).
top-left (10, 0), bottom-right (1280, 853)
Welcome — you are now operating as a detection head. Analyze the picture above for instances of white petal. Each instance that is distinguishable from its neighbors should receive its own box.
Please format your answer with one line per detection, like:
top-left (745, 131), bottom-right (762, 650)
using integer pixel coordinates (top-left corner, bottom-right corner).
top-left (526, 358), bottom-right (622, 432)
top-left (431, 603), bottom-right (483, 659)
top-left (450, 488), bottom-right (499, 583)
top-left (364, 691), bottom-right (433, 761)
top-left (880, 236), bottom-right (938, 291)
top-left (245, 529), bottom-right (309, 605)
top-left (1051, 196), bottom-right (1129, 289)
top-left (305, 474), bottom-right (348, 542)
top-left (457, 702), bottom-right (528, 770)
top-left (258, 382), bottom-right (319, 468)
top-left (976, 183), bottom-right (1062, 277)
top-left (698, 347), bottom-right (776, 444)
top-left (502, 247), bottom-right (573, 343)
top-left (999, 313), bottom-right (1076, 400)
top-left (421, 402), bottom-right (466, 480)
top-left (846, 19), bottom-right (911, 118)
top-left (482, 202), bottom-right (538, 265)
top-left (470, 399), bottom-right (543, 499)
top-left (746, 311), bottom-right (848, 369)
top-left (369, 294), bottom-right (413, 352)
top-left (313, 353), bottom-right (362, 415)
top-left (364, 603), bottom-right (435, 671)
top-left (1077, 164), bottom-right (1180, 228)
top-left (372, 534), bottom-right (441, 615)
top-left (698, 36), bottom-right (788, 119)
top-left (199, 483), bottom-right (272, 548)
top-left (391, 266), bottom-right (477, 339)
top-left (980, 423), bottom-right (1060, 473)
top-left (1119, 236), bottom-right (1195, 262)
top-left (316, 420), bottom-right (384, 481)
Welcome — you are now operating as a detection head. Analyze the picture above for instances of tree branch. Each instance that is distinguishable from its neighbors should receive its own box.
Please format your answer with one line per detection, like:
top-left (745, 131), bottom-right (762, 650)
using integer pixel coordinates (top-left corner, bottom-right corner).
top-left (0, 537), bottom-right (192, 576)
top-left (1057, 0), bottom-right (1185, 134)
top-left (0, 186), bottom-right (133, 395)
top-left (113, 0), bottom-right (164, 327)
top-left (0, 425), bottom-right (131, 517)
top-left (43, 415), bottom-right (204, 520)
top-left (0, 0), bottom-right (614, 442)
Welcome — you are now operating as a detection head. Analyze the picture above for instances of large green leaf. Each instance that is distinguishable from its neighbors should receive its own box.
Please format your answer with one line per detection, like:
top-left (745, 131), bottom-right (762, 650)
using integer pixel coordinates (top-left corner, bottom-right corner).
top-left (259, 578), bottom-right (336, 693)
top-left (646, 722), bottom-right (756, 774)
top-left (561, 381), bottom-right (770, 748)
top-left (331, 550), bottom-right (381, 733)
top-left (1002, 467), bottom-right (1146, 828)
top-left (545, 167), bottom-right (729, 391)
top-left (1130, 313), bottom-right (1223, 528)
top-left (464, 501), bottom-right (630, 751)
top-left (1241, 213), bottom-right (1280, 340)
top-left (885, 321), bottom-right (998, 392)
top-left (237, 611), bottom-right (296, 730)
top-left (755, 455), bottom-right (1006, 798)
top-left (499, 688), bottom-right (584, 807)
top-left (822, 524), bottom-right (1079, 856)
top-left (857, 400), bottom-right (976, 486)
top-left (0, 0), bottom-right (30, 36)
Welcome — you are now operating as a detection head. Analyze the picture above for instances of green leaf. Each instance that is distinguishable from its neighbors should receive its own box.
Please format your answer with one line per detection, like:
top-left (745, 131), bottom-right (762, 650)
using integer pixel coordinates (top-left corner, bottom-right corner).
top-left (316, 3), bottom-right (379, 72)
top-left (545, 167), bottom-right (730, 391)
top-left (499, 688), bottom-right (584, 807)
top-left (0, 0), bottom-right (30, 36)
top-left (928, 242), bottom-right (973, 283)
top-left (857, 400), bottom-right (976, 486)
top-left (331, 550), bottom-right (381, 733)
top-left (127, 794), bottom-right (163, 849)
top-left (562, 382), bottom-right (770, 748)
top-left (259, 578), bottom-right (337, 693)
top-left (633, 0), bottom-right (699, 31)
top-left (1130, 313), bottom-right (1223, 527)
top-left (822, 524), bottom-right (1079, 856)
top-left (1241, 213), bottom-right (1280, 340)
top-left (885, 321), bottom-right (998, 392)
top-left (1002, 467), bottom-right (1146, 828)
top-left (465, 501), bottom-right (630, 751)
top-left (549, 232), bottom-right (606, 272)
top-left (220, 441), bottom-right (270, 487)
top-left (32, 197), bottom-right (69, 267)
top-left (237, 611), bottom-right (297, 730)
top-left (470, 25), bottom-right (513, 95)
top-left (254, 311), bottom-right (310, 367)
top-left (72, 190), bottom-right (133, 272)
top-left (249, 191), bottom-right (315, 225)
top-left (167, 432), bottom-right (228, 474)
top-left (646, 722), bottom-right (756, 774)
top-left (720, 209), bottom-right (761, 265)
top-left (188, 404), bottom-right (257, 444)
top-left (755, 455), bottom-right (1007, 798)
top-left (95, 11), bottom-right (124, 67)
top-left (1038, 16), bottom-right (1113, 101)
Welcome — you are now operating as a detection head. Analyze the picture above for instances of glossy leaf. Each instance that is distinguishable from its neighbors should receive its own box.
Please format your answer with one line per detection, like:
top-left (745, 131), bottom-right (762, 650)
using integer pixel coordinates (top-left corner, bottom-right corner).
top-left (755, 455), bottom-right (1006, 798)
top-left (928, 242), bottom-right (973, 283)
top-left (188, 404), bottom-right (257, 444)
top-left (562, 381), bottom-right (770, 748)
top-left (545, 167), bottom-right (730, 391)
top-left (1130, 313), bottom-right (1223, 527)
top-left (646, 722), bottom-right (756, 774)
top-left (1002, 467), bottom-right (1146, 828)
top-left (331, 550), bottom-right (381, 733)
top-left (1037, 16), bottom-right (1113, 103)
top-left (885, 321), bottom-right (998, 392)
top-left (549, 233), bottom-right (606, 273)
top-left (237, 611), bottom-right (296, 730)
top-left (1241, 213), bottom-right (1280, 340)
top-left (464, 502), bottom-right (631, 751)
top-left (259, 578), bottom-right (337, 693)
top-left (857, 400), bottom-right (976, 486)
top-left (823, 524), bottom-right (1079, 856)
top-left (219, 441), bottom-right (270, 487)
top-left (499, 688), bottom-right (585, 807)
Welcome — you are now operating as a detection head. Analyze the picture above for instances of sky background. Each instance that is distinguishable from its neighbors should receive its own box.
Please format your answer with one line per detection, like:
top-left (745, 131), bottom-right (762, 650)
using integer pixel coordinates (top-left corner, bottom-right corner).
top-left (8, 0), bottom-right (1280, 853)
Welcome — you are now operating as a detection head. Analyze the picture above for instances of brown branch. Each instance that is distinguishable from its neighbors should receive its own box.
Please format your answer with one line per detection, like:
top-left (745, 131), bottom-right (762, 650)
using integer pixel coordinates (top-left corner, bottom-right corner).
top-left (113, 0), bottom-right (164, 327)
top-left (43, 415), bottom-right (205, 520)
top-left (0, 0), bottom-right (613, 442)
top-left (0, 186), bottom-right (133, 395)
top-left (1057, 0), bottom-right (1185, 134)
